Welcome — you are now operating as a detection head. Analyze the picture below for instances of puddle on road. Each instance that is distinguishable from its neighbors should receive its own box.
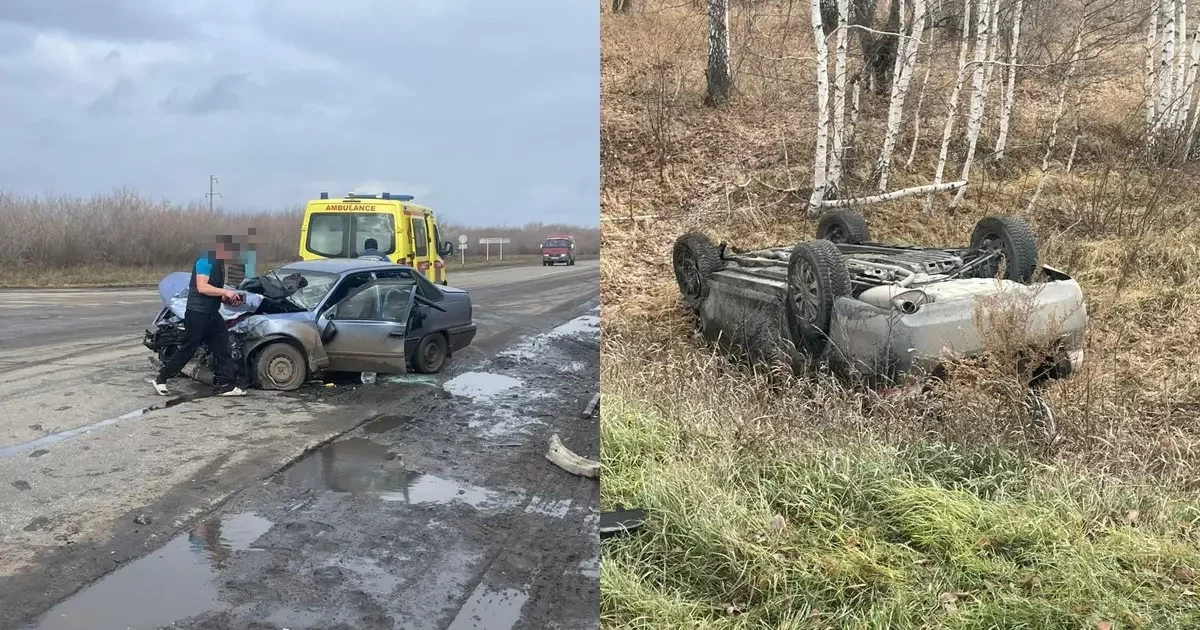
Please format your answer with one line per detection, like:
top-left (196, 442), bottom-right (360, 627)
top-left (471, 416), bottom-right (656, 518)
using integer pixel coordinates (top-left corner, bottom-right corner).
top-left (280, 438), bottom-right (503, 508)
top-left (446, 585), bottom-right (531, 630)
top-left (31, 512), bottom-right (273, 630)
top-left (547, 314), bottom-right (600, 338)
top-left (363, 414), bottom-right (414, 434)
top-left (442, 372), bottom-right (522, 402)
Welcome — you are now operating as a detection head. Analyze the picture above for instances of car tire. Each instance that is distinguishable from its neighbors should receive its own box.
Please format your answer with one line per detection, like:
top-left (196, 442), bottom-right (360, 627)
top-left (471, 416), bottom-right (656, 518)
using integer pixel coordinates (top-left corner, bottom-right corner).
top-left (785, 240), bottom-right (852, 356)
top-left (672, 232), bottom-right (721, 311)
top-left (969, 215), bottom-right (1038, 283)
top-left (413, 333), bottom-right (449, 374)
top-left (816, 210), bottom-right (870, 244)
top-left (253, 342), bottom-right (308, 391)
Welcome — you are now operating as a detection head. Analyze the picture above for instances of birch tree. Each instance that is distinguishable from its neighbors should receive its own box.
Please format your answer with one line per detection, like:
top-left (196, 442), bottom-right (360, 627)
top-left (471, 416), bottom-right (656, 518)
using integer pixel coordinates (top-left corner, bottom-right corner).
top-left (949, 0), bottom-right (995, 209)
top-left (1145, 2), bottom-right (1160, 125)
top-left (1174, 0), bottom-right (1189, 120)
top-left (994, 0), bottom-right (1025, 161)
top-left (928, 0), bottom-right (973, 211)
top-left (809, 0), bottom-right (833, 212)
top-left (876, 0), bottom-right (928, 191)
top-left (705, 0), bottom-right (734, 106)
top-left (906, 63), bottom-right (933, 167)
top-left (828, 0), bottom-right (851, 193)
top-left (1157, 0), bottom-right (1178, 129)
top-left (1173, 19), bottom-right (1200, 128)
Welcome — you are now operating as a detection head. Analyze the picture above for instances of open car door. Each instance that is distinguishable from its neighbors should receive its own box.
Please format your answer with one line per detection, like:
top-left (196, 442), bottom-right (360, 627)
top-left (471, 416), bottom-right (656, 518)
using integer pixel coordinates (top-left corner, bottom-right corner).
top-left (319, 279), bottom-right (416, 374)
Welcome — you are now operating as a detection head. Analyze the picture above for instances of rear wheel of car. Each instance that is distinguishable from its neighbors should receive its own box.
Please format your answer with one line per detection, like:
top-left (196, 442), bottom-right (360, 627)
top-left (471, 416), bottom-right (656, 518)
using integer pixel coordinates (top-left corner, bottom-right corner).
top-left (254, 342), bottom-right (307, 391)
top-left (816, 210), bottom-right (871, 244)
top-left (672, 232), bottom-right (721, 311)
top-left (969, 215), bottom-right (1038, 283)
top-left (413, 334), bottom-right (449, 374)
top-left (785, 240), bottom-right (852, 356)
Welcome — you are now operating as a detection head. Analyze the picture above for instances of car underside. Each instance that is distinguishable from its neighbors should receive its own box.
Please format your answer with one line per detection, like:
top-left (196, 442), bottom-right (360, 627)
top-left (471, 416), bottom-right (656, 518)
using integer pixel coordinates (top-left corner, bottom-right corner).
top-left (672, 211), bottom-right (1089, 395)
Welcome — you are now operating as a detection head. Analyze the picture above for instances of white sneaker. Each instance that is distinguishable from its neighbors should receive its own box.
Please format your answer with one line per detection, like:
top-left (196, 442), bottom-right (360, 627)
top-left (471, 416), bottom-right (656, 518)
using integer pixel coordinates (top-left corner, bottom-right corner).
top-left (151, 380), bottom-right (169, 396)
top-left (218, 387), bottom-right (248, 397)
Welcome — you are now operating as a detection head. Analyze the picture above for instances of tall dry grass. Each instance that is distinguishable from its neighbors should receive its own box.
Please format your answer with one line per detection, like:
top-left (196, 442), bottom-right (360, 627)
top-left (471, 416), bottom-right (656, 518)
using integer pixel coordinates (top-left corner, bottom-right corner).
top-left (0, 189), bottom-right (600, 272)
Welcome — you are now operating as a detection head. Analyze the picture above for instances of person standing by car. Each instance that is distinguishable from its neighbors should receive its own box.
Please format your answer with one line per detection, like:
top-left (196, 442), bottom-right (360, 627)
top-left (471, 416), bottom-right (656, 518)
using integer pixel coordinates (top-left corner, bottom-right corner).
top-left (152, 235), bottom-right (248, 397)
top-left (357, 238), bottom-right (389, 262)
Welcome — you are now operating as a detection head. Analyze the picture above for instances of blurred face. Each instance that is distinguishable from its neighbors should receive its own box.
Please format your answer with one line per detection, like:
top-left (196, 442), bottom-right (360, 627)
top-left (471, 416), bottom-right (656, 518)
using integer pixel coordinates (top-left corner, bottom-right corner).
top-left (214, 239), bottom-right (237, 261)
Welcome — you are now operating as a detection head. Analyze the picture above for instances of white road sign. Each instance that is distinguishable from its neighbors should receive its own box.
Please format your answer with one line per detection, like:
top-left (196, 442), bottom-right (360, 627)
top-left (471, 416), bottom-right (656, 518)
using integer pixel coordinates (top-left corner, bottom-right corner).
top-left (458, 235), bottom-right (468, 245)
top-left (478, 237), bottom-right (511, 244)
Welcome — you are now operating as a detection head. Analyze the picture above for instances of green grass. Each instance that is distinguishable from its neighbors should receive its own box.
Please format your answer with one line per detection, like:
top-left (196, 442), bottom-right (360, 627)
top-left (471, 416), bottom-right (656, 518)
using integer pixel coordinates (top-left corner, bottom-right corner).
top-left (601, 394), bottom-right (1200, 629)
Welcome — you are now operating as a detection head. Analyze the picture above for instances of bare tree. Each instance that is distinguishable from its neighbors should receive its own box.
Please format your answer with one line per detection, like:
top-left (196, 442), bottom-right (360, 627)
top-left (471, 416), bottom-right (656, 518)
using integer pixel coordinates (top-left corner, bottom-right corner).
top-left (928, 0), bottom-right (973, 211)
top-left (613, 0), bottom-right (633, 13)
top-left (810, 0), bottom-right (833, 212)
top-left (706, 0), bottom-right (734, 106)
top-left (1029, 17), bottom-right (1086, 212)
top-left (994, 0), bottom-right (1025, 161)
top-left (949, 0), bottom-right (995, 209)
top-left (907, 62), bottom-right (933, 167)
top-left (1156, 0), bottom-right (1178, 129)
top-left (876, 0), bottom-right (929, 191)
top-left (829, 0), bottom-right (852, 193)
top-left (1145, 0), bottom-right (1160, 125)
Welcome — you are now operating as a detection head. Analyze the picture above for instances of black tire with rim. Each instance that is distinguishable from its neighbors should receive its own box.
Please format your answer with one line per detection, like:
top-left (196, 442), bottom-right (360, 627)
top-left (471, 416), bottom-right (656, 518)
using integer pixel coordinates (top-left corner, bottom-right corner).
top-left (254, 342), bottom-right (307, 391)
top-left (413, 333), bottom-right (449, 374)
top-left (672, 232), bottom-right (721, 310)
top-left (816, 210), bottom-right (871, 245)
top-left (784, 240), bottom-right (852, 356)
top-left (968, 215), bottom-right (1038, 283)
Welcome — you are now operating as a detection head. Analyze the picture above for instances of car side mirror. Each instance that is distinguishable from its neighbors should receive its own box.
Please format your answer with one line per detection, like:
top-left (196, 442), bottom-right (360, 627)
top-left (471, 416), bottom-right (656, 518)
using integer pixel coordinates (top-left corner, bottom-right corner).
top-left (321, 320), bottom-right (338, 343)
top-left (439, 241), bottom-right (454, 257)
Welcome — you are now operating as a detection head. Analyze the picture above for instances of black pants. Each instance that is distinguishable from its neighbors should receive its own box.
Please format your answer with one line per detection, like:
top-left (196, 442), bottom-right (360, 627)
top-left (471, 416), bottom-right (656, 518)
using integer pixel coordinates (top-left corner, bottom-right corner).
top-left (157, 310), bottom-right (235, 389)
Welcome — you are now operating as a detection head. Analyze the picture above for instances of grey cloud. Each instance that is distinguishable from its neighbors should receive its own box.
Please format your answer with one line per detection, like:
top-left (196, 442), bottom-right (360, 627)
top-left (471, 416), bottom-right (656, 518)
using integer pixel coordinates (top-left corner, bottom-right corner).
top-left (161, 73), bottom-right (254, 115)
top-left (0, 0), bottom-right (599, 226)
top-left (0, 0), bottom-right (191, 41)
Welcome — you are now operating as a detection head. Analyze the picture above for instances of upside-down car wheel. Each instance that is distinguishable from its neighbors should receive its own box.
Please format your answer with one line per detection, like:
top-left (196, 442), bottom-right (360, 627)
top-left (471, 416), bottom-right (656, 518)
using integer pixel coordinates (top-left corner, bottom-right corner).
top-left (672, 232), bottom-right (721, 312)
top-left (816, 210), bottom-right (871, 244)
top-left (969, 215), bottom-right (1039, 283)
top-left (784, 240), bottom-right (852, 356)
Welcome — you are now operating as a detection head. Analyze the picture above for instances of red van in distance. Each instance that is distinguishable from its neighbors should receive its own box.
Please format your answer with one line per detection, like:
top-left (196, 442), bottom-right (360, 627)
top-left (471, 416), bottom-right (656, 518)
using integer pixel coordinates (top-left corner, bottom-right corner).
top-left (542, 235), bottom-right (575, 266)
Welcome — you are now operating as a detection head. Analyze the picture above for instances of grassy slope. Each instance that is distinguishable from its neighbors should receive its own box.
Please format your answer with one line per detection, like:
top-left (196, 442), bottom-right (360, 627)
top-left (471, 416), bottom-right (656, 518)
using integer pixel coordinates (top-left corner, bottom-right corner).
top-left (601, 2), bottom-right (1200, 628)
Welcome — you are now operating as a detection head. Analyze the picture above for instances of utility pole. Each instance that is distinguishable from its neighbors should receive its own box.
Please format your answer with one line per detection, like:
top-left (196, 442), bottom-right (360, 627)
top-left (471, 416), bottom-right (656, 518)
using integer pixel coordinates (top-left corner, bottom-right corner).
top-left (206, 175), bottom-right (222, 212)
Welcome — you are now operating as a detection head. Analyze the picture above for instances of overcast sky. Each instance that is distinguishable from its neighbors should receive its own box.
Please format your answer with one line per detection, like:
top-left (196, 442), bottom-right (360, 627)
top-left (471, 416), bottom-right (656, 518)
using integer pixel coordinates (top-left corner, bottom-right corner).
top-left (0, 0), bottom-right (599, 227)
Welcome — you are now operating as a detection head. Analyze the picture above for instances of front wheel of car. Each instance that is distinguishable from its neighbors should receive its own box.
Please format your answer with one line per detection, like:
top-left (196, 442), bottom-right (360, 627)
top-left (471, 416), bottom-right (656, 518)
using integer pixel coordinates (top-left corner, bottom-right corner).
top-left (672, 232), bottom-right (721, 311)
top-left (413, 334), bottom-right (449, 374)
top-left (254, 342), bottom-right (308, 391)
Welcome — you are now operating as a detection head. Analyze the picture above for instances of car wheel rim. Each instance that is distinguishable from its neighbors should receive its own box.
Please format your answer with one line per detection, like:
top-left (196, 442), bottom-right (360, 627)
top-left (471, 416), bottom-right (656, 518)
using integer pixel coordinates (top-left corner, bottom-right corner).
top-left (826, 225), bottom-right (847, 243)
top-left (268, 355), bottom-right (295, 385)
top-left (678, 250), bottom-right (702, 299)
top-left (790, 258), bottom-right (820, 324)
top-left (980, 234), bottom-right (1011, 278)
top-left (424, 342), bottom-right (443, 368)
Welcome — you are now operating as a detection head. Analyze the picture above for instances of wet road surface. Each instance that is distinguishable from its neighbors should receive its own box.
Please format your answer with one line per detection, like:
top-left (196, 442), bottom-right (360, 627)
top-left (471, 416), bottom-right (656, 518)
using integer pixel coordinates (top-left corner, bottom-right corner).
top-left (0, 261), bottom-right (599, 629)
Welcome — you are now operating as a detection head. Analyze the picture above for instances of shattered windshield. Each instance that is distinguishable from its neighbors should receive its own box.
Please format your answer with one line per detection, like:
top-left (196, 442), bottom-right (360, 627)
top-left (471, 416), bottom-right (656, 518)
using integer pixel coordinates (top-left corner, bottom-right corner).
top-left (271, 268), bottom-right (337, 311)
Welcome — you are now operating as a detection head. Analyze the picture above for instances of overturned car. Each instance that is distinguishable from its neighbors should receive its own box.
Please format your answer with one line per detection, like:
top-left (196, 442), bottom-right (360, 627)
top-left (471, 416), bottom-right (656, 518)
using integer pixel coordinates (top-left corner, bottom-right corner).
top-left (144, 259), bottom-right (477, 391)
top-left (672, 211), bottom-right (1087, 390)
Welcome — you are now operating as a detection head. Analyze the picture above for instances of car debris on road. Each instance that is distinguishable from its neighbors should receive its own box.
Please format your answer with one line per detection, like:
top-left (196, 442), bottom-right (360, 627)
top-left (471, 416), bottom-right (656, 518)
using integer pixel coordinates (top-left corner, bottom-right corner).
top-left (546, 433), bottom-right (600, 478)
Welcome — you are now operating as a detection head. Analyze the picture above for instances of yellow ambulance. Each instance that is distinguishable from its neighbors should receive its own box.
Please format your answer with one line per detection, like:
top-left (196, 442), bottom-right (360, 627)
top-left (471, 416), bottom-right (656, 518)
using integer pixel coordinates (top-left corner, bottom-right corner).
top-left (298, 192), bottom-right (453, 285)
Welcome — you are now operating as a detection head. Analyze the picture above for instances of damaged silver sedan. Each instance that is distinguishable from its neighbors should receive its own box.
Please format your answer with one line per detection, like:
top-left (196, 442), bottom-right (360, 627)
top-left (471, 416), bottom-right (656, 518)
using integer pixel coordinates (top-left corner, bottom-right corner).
top-left (144, 259), bottom-right (477, 391)
top-left (672, 212), bottom-right (1088, 393)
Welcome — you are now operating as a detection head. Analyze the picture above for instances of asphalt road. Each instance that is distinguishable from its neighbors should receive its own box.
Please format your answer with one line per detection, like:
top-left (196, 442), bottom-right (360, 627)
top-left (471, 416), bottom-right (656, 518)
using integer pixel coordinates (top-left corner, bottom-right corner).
top-left (0, 261), bottom-right (600, 630)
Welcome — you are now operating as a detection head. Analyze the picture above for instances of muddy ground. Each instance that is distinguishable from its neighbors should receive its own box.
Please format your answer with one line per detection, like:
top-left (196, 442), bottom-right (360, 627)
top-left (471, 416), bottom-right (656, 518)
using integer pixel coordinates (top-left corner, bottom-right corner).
top-left (22, 308), bottom-right (600, 630)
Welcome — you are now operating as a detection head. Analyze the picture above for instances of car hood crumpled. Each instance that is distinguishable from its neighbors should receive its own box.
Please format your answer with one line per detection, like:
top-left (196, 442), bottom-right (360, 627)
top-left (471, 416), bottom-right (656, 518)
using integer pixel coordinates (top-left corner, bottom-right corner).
top-left (159, 271), bottom-right (264, 321)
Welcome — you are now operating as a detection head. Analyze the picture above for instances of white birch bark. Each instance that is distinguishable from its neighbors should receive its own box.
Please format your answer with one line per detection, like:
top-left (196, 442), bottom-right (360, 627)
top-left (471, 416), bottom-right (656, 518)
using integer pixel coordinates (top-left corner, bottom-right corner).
top-left (1157, 0), bottom-right (1178, 129)
top-left (846, 75), bottom-right (862, 153)
top-left (1029, 20), bottom-right (1084, 212)
top-left (907, 63), bottom-right (933, 167)
top-left (949, 0), bottom-right (995, 208)
top-left (809, 0), bottom-right (832, 212)
top-left (1174, 23), bottom-right (1200, 128)
top-left (818, 180), bottom-right (967, 208)
top-left (828, 0), bottom-right (851, 192)
top-left (1146, 2), bottom-right (1160, 126)
top-left (1176, 0), bottom-right (1189, 116)
top-left (995, 0), bottom-right (1025, 160)
top-left (876, 0), bottom-right (928, 191)
top-left (1066, 87), bottom-right (1084, 172)
top-left (705, 0), bottom-right (733, 106)
top-left (927, 0), bottom-right (973, 211)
